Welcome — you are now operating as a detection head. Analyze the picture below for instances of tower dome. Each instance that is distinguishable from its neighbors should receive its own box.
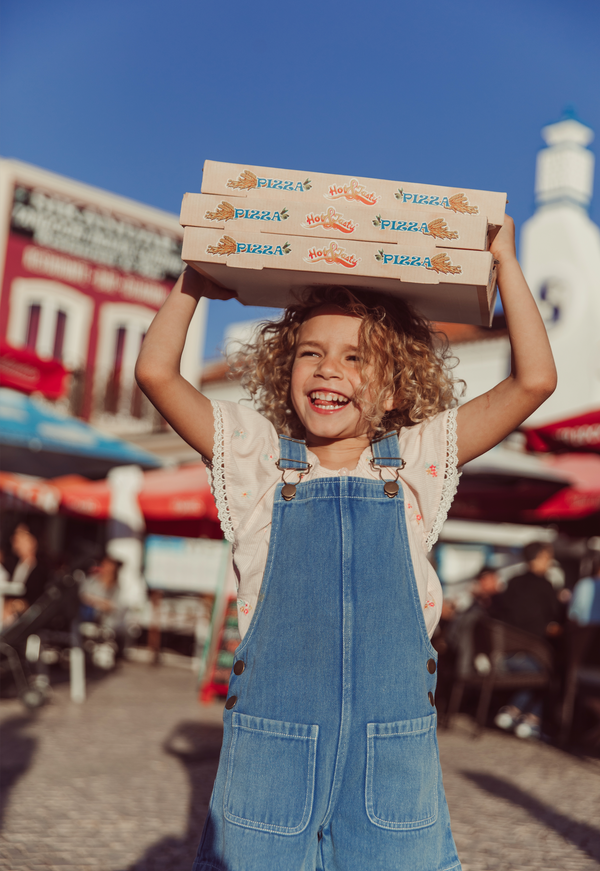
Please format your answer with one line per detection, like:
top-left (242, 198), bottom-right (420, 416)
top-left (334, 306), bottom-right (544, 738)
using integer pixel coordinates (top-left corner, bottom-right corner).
top-left (535, 107), bottom-right (595, 209)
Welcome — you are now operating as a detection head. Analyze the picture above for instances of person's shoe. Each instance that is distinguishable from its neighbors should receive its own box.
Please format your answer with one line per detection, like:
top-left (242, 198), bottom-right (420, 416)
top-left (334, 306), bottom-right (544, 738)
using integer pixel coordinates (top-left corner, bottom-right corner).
top-left (494, 706), bottom-right (519, 731)
top-left (514, 717), bottom-right (541, 740)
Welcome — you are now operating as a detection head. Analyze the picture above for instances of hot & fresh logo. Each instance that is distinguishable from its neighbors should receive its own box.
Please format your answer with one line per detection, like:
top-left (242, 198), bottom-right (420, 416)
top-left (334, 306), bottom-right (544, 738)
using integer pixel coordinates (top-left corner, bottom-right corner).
top-left (326, 179), bottom-right (379, 206)
top-left (302, 207), bottom-right (357, 235)
top-left (304, 241), bottom-right (360, 269)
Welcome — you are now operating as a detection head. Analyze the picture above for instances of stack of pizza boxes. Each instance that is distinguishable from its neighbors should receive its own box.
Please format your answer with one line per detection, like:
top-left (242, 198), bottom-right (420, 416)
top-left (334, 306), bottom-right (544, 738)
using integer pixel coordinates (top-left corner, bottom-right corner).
top-left (181, 160), bottom-right (507, 326)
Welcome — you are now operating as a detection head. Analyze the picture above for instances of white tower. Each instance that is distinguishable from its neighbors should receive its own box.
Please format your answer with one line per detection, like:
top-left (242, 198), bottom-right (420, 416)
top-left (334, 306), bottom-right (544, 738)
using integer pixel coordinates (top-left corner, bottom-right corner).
top-left (520, 109), bottom-right (600, 426)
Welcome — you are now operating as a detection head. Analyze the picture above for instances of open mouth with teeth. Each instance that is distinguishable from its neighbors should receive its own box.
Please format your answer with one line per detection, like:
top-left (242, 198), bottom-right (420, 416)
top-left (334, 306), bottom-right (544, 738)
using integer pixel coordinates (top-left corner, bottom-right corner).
top-left (308, 391), bottom-right (351, 412)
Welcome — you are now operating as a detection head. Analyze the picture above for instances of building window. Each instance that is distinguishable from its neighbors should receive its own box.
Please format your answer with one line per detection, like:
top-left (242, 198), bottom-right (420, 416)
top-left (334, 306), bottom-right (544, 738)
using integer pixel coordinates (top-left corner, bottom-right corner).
top-left (130, 332), bottom-right (146, 419)
top-left (52, 310), bottom-right (67, 361)
top-left (25, 304), bottom-right (41, 351)
top-left (105, 326), bottom-right (127, 414)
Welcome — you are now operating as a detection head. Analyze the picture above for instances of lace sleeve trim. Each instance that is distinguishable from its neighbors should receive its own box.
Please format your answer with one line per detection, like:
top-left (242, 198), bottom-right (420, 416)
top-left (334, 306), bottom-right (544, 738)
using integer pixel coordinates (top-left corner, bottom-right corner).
top-left (425, 407), bottom-right (461, 552)
top-left (203, 400), bottom-right (235, 544)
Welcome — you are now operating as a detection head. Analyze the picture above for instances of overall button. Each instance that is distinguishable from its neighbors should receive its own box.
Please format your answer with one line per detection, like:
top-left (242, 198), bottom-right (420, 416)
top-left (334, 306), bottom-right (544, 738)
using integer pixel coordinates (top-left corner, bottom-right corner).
top-left (233, 660), bottom-right (245, 675)
top-left (427, 658), bottom-right (437, 674)
top-left (428, 691), bottom-right (435, 707)
top-left (225, 696), bottom-right (238, 710)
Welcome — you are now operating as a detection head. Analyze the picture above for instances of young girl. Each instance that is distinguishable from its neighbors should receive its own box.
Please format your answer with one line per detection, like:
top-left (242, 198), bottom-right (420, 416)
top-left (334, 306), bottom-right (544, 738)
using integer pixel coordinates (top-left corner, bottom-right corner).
top-left (136, 216), bottom-right (556, 871)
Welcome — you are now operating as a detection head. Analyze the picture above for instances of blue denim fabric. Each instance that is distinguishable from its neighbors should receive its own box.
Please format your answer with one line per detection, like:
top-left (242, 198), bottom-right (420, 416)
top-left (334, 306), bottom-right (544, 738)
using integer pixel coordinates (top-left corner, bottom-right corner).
top-left (193, 436), bottom-right (461, 871)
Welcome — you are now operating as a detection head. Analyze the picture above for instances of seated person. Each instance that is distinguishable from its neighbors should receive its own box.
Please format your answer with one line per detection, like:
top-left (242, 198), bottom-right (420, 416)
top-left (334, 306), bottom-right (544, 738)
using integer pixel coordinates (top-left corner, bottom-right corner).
top-left (80, 555), bottom-right (124, 629)
top-left (2, 522), bottom-right (50, 625)
top-left (492, 541), bottom-right (560, 739)
top-left (569, 554), bottom-right (600, 627)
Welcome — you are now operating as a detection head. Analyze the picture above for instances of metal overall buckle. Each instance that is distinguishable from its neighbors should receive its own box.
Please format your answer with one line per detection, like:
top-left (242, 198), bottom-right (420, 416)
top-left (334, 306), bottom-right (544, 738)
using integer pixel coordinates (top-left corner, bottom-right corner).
top-left (369, 456), bottom-right (405, 498)
top-left (275, 458), bottom-right (312, 501)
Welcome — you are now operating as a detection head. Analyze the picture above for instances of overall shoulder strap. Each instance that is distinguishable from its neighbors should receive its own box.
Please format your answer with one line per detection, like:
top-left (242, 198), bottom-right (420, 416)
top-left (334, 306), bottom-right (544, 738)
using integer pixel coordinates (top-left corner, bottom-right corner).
top-left (276, 435), bottom-right (310, 472)
top-left (370, 430), bottom-right (404, 469)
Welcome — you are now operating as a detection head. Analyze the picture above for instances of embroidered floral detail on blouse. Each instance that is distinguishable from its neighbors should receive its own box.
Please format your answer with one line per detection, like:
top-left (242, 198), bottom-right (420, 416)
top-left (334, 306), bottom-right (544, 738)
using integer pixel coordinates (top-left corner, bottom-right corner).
top-left (240, 489), bottom-right (253, 499)
top-left (232, 428), bottom-right (247, 440)
top-left (237, 598), bottom-right (252, 616)
top-left (406, 500), bottom-right (421, 523)
top-left (261, 451), bottom-right (276, 462)
top-left (425, 463), bottom-right (438, 477)
top-left (424, 598), bottom-right (435, 609)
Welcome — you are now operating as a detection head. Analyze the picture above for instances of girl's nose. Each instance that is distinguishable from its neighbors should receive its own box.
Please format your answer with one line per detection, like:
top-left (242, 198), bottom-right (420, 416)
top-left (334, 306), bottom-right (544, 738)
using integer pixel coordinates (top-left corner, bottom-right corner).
top-left (315, 355), bottom-right (342, 378)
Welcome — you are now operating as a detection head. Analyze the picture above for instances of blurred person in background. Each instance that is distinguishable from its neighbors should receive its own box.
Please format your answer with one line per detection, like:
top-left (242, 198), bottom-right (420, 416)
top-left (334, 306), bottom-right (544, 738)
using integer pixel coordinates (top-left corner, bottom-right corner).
top-left (473, 566), bottom-right (504, 613)
top-left (493, 542), bottom-right (561, 739)
top-left (442, 567), bottom-right (504, 678)
top-left (568, 553), bottom-right (600, 627)
top-left (1, 521), bottom-right (50, 624)
top-left (80, 555), bottom-right (127, 663)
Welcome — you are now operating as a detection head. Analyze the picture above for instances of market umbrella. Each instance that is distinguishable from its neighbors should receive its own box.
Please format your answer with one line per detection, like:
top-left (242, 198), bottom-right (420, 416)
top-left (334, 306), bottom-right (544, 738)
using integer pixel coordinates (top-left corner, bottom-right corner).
top-left (0, 342), bottom-right (69, 400)
top-left (449, 444), bottom-right (571, 523)
top-left (523, 409), bottom-right (600, 454)
top-left (53, 463), bottom-right (220, 536)
top-left (528, 453), bottom-right (600, 520)
top-left (0, 470), bottom-right (61, 514)
top-left (0, 388), bottom-right (161, 478)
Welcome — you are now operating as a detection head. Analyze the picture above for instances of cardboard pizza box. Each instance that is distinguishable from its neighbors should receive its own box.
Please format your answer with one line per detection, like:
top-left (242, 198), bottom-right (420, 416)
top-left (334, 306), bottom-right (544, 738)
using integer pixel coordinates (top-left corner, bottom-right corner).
top-left (182, 225), bottom-right (498, 327)
top-left (180, 192), bottom-right (489, 251)
top-left (200, 160), bottom-right (507, 229)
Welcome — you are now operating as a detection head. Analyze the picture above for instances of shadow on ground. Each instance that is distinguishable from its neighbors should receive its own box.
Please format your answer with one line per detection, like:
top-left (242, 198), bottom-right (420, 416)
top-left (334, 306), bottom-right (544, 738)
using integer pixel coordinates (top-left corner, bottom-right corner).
top-left (124, 720), bottom-right (224, 871)
top-left (0, 714), bottom-right (38, 832)
top-left (463, 770), bottom-right (600, 862)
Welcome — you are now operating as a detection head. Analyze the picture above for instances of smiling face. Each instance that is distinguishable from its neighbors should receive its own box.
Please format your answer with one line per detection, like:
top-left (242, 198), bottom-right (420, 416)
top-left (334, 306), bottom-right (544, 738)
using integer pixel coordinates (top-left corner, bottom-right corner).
top-left (290, 306), bottom-right (388, 449)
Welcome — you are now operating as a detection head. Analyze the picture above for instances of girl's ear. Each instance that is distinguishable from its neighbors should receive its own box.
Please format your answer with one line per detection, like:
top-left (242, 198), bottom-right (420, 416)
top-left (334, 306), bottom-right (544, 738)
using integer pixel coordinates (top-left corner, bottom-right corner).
top-left (383, 391), bottom-right (395, 412)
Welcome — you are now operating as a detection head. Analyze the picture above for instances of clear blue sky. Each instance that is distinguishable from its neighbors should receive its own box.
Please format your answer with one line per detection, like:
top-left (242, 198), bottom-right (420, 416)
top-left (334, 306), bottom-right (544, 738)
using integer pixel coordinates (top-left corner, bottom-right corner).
top-left (2, 0), bottom-right (599, 359)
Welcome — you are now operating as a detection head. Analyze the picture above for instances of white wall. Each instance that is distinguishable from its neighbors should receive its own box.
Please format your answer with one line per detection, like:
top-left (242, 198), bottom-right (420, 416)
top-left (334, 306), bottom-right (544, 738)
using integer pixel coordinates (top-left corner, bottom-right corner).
top-left (520, 202), bottom-right (600, 426)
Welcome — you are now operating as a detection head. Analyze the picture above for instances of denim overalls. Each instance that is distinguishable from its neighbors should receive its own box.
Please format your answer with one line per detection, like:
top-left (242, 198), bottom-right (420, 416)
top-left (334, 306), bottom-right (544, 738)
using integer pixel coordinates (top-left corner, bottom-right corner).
top-left (193, 432), bottom-right (461, 871)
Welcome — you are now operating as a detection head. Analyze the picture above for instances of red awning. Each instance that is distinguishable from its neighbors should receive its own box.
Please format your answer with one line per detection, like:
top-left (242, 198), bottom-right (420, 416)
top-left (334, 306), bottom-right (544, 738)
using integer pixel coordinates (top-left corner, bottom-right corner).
top-left (529, 454), bottom-right (600, 520)
top-left (140, 464), bottom-right (219, 523)
top-left (52, 474), bottom-right (110, 518)
top-left (0, 470), bottom-right (61, 513)
top-left (53, 463), bottom-right (220, 524)
top-left (523, 409), bottom-right (600, 454)
top-left (0, 342), bottom-right (70, 400)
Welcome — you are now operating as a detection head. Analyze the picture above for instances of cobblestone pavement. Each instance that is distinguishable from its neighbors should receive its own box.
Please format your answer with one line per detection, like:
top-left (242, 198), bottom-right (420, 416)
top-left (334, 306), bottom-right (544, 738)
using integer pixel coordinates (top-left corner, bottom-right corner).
top-left (1, 660), bottom-right (599, 871)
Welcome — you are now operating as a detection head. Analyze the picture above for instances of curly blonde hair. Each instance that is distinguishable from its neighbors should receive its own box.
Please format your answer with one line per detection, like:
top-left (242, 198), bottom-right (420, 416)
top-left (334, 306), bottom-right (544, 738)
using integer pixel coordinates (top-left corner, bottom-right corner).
top-left (229, 285), bottom-right (463, 438)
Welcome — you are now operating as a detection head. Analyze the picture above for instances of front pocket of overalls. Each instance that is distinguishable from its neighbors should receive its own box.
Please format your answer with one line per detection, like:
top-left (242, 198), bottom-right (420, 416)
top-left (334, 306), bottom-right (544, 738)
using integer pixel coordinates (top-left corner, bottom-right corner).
top-left (224, 713), bottom-right (319, 835)
top-left (365, 714), bottom-right (438, 830)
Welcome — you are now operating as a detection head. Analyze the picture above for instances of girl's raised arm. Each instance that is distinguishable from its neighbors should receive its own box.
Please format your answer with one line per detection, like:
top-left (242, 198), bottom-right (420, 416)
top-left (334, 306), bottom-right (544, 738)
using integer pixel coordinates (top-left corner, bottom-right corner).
top-left (135, 267), bottom-right (236, 461)
top-left (456, 216), bottom-right (557, 466)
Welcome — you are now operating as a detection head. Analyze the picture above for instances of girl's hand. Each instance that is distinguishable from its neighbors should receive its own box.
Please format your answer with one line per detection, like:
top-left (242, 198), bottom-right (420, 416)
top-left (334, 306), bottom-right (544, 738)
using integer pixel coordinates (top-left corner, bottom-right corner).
top-left (180, 266), bottom-right (237, 301)
top-left (489, 215), bottom-right (517, 266)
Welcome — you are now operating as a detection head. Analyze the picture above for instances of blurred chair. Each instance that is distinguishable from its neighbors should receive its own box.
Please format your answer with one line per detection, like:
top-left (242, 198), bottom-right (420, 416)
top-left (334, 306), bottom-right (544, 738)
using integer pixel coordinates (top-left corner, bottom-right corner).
top-left (559, 623), bottom-right (600, 748)
top-left (444, 616), bottom-right (553, 735)
top-left (0, 572), bottom-right (84, 707)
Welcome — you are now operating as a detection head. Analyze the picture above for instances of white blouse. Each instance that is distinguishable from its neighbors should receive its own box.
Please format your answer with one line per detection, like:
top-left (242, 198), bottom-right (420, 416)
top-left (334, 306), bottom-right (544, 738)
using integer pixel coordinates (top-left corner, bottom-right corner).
top-left (204, 400), bottom-right (460, 640)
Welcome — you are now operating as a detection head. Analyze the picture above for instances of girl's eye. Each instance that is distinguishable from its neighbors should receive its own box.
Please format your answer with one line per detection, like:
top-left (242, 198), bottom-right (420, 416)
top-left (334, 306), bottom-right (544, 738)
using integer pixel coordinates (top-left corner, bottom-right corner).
top-left (347, 355), bottom-right (360, 362)
top-left (299, 350), bottom-right (319, 358)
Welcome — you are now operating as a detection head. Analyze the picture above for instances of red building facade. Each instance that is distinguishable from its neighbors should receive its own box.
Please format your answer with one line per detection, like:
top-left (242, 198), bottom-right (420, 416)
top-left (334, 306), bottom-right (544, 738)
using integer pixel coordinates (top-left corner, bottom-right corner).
top-left (0, 160), bottom-right (204, 431)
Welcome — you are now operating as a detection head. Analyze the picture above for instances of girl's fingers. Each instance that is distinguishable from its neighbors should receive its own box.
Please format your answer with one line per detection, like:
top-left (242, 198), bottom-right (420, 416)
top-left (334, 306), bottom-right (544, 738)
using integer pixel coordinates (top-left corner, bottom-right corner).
top-left (180, 267), bottom-right (238, 300)
top-left (490, 215), bottom-right (516, 261)
top-left (204, 285), bottom-right (238, 301)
